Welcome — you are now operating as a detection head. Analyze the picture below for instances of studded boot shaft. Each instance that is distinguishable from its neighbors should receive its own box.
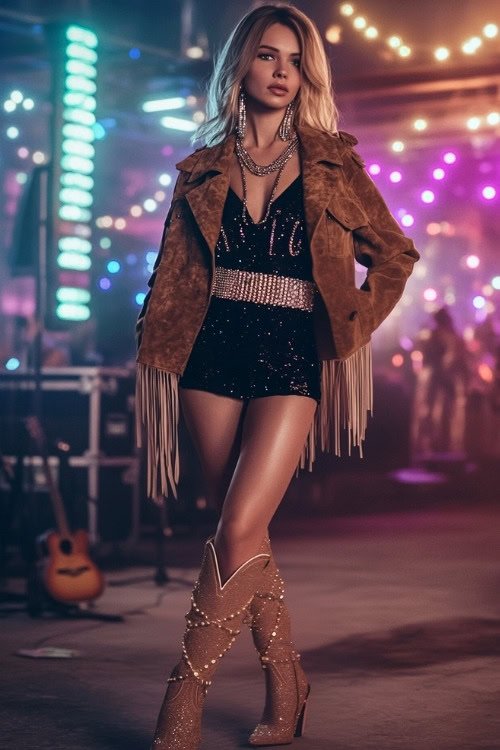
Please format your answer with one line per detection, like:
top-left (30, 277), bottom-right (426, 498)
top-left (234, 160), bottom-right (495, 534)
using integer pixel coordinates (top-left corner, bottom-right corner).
top-left (247, 534), bottom-right (310, 746)
top-left (150, 536), bottom-right (270, 750)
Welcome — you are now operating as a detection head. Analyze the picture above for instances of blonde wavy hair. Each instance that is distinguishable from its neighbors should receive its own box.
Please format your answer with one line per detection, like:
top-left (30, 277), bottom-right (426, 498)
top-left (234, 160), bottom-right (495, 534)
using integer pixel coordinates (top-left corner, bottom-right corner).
top-left (191, 2), bottom-right (340, 147)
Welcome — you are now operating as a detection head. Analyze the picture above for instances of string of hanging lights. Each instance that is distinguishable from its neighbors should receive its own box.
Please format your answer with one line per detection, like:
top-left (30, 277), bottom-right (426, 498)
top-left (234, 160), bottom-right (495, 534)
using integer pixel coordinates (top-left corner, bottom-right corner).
top-left (333, 3), bottom-right (498, 63)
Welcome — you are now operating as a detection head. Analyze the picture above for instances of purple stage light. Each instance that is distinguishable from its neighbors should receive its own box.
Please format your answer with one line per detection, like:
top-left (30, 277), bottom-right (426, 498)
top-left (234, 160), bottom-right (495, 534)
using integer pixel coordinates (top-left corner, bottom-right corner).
top-left (399, 336), bottom-right (413, 351)
top-left (482, 186), bottom-right (496, 200)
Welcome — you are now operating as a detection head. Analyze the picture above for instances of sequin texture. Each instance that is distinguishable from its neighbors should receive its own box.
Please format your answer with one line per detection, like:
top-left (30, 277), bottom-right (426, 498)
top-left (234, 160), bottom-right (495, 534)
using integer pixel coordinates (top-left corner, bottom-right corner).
top-left (179, 175), bottom-right (321, 402)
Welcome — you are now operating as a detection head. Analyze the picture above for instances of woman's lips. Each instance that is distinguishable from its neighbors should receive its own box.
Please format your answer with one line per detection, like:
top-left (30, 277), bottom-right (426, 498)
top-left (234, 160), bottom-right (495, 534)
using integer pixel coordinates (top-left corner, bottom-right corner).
top-left (268, 86), bottom-right (288, 96)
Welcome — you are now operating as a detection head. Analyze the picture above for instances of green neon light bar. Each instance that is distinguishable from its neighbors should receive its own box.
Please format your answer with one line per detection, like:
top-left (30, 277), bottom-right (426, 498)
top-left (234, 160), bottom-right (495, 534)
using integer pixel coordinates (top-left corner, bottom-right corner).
top-left (57, 251), bottom-right (92, 270)
top-left (66, 43), bottom-right (98, 64)
top-left (62, 123), bottom-right (95, 142)
top-left (65, 59), bottom-right (97, 79)
top-left (65, 75), bottom-right (96, 95)
top-left (59, 187), bottom-right (93, 207)
top-left (63, 92), bottom-right (96, 111)
top-left (56, 303), bottom-right (91, 321)
top-left (60, 172), bottom-right (94, 190)
top-left (56, 287), bottom-right (91, 303)
top-left (61, 154), bottom-right (94, 174)
top-left (62, 139), bottom-right (95, 158)
top-left (58, 236), bottom-right (92, 253)
top-left (59, 204), bottom-right (92, 222)
top-left (66, 25), bottom-right (98, 48)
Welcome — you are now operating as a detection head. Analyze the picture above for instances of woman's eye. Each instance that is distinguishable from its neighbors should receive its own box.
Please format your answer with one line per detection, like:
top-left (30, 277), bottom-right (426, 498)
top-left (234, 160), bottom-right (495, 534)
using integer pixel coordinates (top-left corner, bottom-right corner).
top-left (258, 53), bottom-right (301, 67)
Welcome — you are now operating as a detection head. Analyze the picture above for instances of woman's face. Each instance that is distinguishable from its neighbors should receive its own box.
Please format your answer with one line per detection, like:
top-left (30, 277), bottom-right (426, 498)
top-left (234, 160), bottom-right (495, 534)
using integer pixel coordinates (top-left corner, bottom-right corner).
top-left (242, 23), bottom-right (301, 111)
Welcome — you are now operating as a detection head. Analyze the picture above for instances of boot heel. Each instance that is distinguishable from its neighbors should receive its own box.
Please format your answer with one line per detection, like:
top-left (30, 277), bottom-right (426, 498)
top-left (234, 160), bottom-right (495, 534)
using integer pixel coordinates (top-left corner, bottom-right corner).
top-left (293, 685), bottom-right (310, 738)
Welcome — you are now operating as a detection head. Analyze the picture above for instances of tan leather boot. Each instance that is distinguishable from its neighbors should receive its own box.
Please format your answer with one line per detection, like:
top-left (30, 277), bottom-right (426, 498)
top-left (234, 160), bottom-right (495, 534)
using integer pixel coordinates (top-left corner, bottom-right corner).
top-left (150, 536), bottom-right (270, 750)
top-left (246, 534), bottom-right (310, 746)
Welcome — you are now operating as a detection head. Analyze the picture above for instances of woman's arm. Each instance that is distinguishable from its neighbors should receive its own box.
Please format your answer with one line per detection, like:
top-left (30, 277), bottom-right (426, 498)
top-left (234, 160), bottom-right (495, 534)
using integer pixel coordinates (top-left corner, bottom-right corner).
top-left (345, 150), bottom-right (420, 336)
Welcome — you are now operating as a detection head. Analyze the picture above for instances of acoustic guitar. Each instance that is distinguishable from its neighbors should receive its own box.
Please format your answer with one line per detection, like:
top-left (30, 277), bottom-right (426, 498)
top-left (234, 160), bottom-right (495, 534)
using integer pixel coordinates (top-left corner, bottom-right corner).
top-left (25, 416), bottom-right (105, 604)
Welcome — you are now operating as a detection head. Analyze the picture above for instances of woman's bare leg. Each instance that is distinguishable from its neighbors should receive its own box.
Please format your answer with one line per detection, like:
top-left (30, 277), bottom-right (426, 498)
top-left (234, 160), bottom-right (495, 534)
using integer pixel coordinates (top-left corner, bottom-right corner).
top-left (179, 388), bottom-right (247, 513)
top-left (213, 395), bottom-right (317, 584)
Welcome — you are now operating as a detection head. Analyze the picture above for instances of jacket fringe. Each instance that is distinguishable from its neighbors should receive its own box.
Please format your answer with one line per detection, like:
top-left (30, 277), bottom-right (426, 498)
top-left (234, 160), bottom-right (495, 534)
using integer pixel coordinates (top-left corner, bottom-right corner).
top-left (136, 363), bottom-right (180, 504)
top-left (136, 340), bottom-right (373, 501)
top-left (296, 339), bottom-right (373, 475)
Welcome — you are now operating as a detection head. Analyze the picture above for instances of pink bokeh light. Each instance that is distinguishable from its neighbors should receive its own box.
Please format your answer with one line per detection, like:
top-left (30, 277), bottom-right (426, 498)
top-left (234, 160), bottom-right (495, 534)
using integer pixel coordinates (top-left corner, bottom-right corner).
top-left (466, 255), bottom-right (480, 269)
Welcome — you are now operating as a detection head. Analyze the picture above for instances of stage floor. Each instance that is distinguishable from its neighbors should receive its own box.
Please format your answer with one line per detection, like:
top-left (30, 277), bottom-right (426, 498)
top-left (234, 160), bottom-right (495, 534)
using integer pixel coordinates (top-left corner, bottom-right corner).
top-left (2, 505), bottom-right (499, 749)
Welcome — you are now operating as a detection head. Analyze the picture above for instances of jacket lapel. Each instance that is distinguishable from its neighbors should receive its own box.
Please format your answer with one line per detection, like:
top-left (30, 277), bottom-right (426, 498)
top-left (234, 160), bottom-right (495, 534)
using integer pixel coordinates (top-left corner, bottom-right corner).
top-left (298, 126), bottom-right (345, 250)
top-left (175, 124), bottom-right (348, 258)
top-left (176, 136), bottom-right (235, 255)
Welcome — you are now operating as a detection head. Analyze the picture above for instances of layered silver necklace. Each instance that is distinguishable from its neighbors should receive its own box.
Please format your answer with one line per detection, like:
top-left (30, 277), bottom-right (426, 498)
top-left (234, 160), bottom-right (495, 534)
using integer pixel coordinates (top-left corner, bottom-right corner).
top-left (235, 134), bottom-right (299, 225)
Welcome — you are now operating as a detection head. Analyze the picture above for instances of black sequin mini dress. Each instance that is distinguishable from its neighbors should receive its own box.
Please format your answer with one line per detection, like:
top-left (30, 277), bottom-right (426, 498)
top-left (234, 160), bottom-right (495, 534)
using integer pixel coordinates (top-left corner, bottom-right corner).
top-left (179, 174), bottom-right (322, 403)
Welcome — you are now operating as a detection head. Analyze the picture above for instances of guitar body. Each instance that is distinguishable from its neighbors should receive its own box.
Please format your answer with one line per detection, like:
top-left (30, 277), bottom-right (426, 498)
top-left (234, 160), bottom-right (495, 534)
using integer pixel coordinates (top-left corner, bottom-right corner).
top-left (25, 416), bottom-right (106, 605)
top-left (44, 528), bottom-right (105, 603)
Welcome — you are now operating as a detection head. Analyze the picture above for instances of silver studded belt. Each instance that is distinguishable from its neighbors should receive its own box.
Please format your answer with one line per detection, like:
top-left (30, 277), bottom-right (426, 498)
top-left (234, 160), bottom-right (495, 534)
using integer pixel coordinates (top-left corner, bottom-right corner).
top-left (213, 267), bottom-right (316, 312)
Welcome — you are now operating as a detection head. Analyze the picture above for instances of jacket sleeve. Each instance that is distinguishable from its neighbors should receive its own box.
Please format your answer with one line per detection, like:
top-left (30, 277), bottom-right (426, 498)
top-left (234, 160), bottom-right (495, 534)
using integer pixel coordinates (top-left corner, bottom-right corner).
top-left (346, 153), bottom-right (420, 336)
top-left (135, 172), bottom-right (185, 350)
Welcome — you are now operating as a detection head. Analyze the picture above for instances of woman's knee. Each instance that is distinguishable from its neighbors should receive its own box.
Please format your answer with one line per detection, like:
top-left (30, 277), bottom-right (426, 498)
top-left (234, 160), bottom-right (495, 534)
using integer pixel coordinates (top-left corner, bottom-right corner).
top-left (205, 478), bottom-right (227, 514)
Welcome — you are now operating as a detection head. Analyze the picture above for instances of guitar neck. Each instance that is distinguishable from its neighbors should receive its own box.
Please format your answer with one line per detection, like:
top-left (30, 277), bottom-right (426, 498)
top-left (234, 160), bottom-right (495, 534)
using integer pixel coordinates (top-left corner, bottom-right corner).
top-left (41, 459), bottom-right (71, 538)
top-left (27, 417), bottom-right (71, 539)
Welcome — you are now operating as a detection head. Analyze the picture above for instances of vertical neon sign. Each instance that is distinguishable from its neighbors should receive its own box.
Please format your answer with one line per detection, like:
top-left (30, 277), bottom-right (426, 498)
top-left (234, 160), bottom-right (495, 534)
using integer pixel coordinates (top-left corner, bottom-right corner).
top-left (52, 24), bottom-right (98, 323)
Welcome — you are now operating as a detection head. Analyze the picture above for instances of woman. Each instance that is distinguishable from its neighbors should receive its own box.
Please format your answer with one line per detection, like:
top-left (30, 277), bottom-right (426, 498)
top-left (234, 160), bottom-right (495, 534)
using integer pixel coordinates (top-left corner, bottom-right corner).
top-left (136, 4), bottom-right (420, 747)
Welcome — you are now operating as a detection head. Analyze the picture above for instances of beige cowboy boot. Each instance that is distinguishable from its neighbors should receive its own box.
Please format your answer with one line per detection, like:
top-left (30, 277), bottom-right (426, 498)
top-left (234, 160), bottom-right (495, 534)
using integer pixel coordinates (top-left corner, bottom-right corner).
top-left (246, 534), bottom-right (310, 746)
top-left (150, 535), bottom-right (270, 750)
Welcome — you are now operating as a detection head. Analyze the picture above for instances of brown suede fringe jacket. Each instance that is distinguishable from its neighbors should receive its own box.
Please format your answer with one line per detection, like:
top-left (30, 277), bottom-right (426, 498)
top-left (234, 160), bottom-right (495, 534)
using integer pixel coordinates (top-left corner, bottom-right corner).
top-left (136, 124), bottom-right (420, 500)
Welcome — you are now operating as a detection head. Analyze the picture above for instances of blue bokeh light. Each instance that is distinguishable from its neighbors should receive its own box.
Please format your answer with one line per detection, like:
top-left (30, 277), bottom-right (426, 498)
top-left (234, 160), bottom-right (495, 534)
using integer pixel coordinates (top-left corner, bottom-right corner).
top-left (135, 292), bottom-right (146, 306)
top-left (107, 260), bottom-right (121, 274)
top-left (6, 357), bottom-right (21, 371)
top-left (129, 47), bottom-right (141, 59)
top-left (99, 277), bottom-right (111, 290)
top-left (92, 122), bottom-right (106, 140)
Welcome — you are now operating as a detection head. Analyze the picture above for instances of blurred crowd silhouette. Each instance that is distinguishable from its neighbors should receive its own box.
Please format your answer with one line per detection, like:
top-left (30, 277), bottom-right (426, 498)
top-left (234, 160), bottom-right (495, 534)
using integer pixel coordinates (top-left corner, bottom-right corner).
top-left (412, 307), bottom-right (500, 461)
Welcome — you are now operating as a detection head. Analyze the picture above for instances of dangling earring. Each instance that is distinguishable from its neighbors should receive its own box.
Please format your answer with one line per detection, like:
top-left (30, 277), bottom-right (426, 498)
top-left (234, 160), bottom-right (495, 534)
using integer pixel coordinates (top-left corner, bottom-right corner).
top-left (237, 85), bottom-right (247, 139)
top-left (279, 98), bottom-right (295, 141)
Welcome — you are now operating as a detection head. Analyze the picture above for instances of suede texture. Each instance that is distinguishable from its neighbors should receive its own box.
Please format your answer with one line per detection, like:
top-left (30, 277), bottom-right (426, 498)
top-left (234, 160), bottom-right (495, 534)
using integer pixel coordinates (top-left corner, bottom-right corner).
top-left (136, 124), bottom-right (420, 373)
